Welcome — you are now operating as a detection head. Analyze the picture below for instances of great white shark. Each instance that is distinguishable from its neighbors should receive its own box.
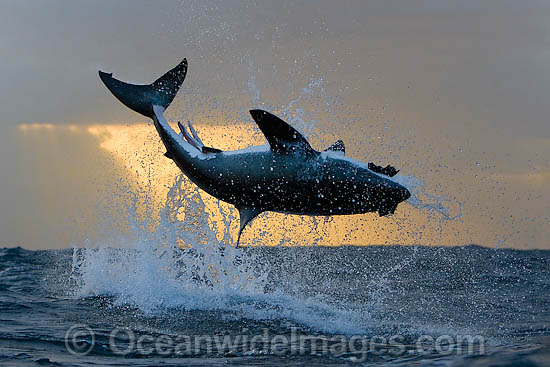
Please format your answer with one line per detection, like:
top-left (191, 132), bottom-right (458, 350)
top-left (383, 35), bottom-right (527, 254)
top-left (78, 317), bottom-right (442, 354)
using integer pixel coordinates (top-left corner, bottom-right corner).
top-left (99, 58), bottom-right (411, 246)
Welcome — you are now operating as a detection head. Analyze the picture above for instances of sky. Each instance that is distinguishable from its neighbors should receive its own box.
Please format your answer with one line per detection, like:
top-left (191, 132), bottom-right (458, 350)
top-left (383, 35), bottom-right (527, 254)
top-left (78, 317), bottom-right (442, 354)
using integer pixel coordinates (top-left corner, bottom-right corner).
top-left (1, 0), bottom-right (549, 249)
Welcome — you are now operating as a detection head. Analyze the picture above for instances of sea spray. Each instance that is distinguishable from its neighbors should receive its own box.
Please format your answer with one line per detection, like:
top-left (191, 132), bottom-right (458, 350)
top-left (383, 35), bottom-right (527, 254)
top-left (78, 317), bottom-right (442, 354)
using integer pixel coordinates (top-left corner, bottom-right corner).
top-left (71, 66), bottom-right (462, 333)
top-left (71, 174), bottom-right (369, 334)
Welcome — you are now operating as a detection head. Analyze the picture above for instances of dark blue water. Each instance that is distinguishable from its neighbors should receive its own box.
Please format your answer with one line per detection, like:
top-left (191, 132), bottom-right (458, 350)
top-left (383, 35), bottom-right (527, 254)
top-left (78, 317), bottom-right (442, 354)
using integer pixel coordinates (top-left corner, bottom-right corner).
top-left (0, 245), bottom-right (549, 366)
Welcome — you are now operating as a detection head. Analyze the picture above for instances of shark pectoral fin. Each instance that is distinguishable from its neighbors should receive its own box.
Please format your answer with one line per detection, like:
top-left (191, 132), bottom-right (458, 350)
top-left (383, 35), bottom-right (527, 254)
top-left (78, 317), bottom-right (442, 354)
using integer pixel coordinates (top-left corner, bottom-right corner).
top-left (368, 162), bottom-right (400, 177)
top-left (164, 151), bottom-right (174, 159)
top-left (236, 206), bottom-right (262, 247)
top-left (323, 140), bottom-right (345, 155)
top-left (248, 109), bottom-right (315, 154)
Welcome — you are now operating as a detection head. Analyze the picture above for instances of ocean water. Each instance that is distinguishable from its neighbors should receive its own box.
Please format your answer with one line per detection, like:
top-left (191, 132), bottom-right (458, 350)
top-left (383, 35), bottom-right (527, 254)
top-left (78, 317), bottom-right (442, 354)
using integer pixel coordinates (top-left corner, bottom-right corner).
top-left (1, 243), bottom-right (549, 366)
top-left (1, 175), bottom-right (549, 366)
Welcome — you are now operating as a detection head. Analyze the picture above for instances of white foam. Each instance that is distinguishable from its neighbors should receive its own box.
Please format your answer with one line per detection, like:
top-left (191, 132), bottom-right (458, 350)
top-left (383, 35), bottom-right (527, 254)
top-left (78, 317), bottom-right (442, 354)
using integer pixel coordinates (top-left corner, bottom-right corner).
top-left (71, 175), bottom-right (369, 335)
top-left (69, 146), bottom-right (460, 336)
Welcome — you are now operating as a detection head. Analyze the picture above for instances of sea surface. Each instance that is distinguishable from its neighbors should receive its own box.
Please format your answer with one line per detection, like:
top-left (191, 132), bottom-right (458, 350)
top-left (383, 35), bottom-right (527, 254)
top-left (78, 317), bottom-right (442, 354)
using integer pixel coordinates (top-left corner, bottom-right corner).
top-left (0, 244), bottom-right (548, 366)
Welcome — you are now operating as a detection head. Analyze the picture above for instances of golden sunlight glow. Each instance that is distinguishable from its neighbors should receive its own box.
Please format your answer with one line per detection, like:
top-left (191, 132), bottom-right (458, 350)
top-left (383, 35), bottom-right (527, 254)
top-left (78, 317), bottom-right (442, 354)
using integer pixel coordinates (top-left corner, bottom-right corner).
top-left (17, 120), bottom-right (470, 248)
top-left (84, 120), bottom-right (428, 247)
top-left (19, 123), bottom-right (56, 131)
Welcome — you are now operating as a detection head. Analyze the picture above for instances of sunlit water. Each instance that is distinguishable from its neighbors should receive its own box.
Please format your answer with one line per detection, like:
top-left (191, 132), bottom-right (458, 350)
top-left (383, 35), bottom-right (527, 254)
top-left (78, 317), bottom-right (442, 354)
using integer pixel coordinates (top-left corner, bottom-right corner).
top-left (1, 173), bottom-right (548, 366)
top-left (3, 52), bottom-right (548, 367)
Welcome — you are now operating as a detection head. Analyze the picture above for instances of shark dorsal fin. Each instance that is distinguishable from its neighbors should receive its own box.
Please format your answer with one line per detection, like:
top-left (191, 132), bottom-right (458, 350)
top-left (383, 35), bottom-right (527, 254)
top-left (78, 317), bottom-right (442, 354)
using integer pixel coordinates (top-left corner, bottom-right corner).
top-left (236, 206), bottom-right (263, 247)
top-left (249, 109), bottom-right (314, 154)
top-left (324, 140), bottom-right (345, 155)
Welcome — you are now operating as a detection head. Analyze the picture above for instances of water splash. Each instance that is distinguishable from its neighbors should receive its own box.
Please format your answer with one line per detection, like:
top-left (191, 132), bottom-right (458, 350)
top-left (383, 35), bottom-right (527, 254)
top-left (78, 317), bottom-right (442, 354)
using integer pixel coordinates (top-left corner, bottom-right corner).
top-left (70, 65), bottom-right (462, 333)
top-left (393, 174), bottom-right (462, 221)
top-left (70, 174), bottom-right (369, 335)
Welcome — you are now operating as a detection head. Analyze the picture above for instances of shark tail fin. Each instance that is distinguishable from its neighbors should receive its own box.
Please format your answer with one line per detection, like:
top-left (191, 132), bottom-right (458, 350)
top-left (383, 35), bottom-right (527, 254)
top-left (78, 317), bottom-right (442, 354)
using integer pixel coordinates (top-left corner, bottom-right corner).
top-left (99, 58), bottom-right (187, 118)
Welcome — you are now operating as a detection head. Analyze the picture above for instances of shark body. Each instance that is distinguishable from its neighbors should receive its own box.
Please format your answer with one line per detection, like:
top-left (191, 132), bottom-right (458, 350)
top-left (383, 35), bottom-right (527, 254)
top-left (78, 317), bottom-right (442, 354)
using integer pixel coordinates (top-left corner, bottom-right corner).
top-left (99, 58), bottom-right (410, 245)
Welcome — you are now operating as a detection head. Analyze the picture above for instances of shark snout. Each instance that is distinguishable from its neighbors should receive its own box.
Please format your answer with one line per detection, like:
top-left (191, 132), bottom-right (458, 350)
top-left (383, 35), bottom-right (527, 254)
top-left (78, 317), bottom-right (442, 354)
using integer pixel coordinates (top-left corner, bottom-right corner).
top-left (389, 183), bottom-right (410, 204)
top-left (377, 181), bottom-right (410, 216)
top-left (398, 185), bottom-right (411, 203)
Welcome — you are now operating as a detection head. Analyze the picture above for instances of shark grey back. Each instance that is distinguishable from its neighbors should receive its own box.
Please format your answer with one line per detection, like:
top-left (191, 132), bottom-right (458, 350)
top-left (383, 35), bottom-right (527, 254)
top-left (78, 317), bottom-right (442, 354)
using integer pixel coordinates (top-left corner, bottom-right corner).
top-left (99, 58), bottom-right (410, 246)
